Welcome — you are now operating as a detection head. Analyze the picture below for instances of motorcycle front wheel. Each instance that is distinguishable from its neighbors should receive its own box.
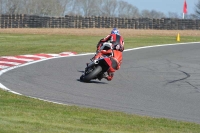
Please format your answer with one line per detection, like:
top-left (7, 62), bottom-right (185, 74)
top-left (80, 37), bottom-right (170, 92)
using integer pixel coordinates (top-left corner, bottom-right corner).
top-left (80, 66), bottom-right (102, 82)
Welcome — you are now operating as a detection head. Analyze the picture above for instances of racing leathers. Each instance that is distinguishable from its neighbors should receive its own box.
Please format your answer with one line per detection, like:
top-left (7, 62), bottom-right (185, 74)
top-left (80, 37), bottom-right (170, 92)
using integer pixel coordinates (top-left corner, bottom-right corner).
top-left (93, 34), bottom-right (124, 81)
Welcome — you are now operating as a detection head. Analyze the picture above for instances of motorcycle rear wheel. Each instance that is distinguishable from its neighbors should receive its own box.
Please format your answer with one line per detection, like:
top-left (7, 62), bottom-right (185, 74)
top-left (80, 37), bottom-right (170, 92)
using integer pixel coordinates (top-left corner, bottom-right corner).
top-left (81, 66), bottom-right (102, 82)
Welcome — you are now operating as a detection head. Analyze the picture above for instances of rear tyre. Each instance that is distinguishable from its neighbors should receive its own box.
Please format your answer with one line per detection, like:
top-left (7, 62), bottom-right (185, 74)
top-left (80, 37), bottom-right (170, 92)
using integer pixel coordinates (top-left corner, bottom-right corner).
top-left (82, 66), bottom-right (102, 82)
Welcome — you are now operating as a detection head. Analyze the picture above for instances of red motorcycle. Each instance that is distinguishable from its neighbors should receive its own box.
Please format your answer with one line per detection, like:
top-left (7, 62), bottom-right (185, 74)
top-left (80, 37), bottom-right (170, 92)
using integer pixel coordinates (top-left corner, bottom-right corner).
top-left (80, 43), bottom-right (122, 82)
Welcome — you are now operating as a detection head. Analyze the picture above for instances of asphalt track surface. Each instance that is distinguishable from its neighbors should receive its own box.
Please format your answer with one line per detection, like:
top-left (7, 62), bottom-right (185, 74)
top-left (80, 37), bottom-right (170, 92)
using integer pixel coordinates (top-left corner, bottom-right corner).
top-left (1, 43), bottom-right (200, 124)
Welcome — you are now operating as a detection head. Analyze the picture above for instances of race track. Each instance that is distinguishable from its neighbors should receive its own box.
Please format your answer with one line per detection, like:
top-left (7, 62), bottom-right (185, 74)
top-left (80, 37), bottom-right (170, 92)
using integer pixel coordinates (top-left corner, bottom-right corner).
top-left (1, 43), bottom-right (200, 124)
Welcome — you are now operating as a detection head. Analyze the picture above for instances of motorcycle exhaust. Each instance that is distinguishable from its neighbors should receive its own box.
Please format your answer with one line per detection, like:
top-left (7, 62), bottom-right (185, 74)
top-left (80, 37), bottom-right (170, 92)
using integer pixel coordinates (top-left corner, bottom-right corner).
top-left (94, 60), bottom-right (99, 64)
top-left (86, 60), bottom-right (99, 68)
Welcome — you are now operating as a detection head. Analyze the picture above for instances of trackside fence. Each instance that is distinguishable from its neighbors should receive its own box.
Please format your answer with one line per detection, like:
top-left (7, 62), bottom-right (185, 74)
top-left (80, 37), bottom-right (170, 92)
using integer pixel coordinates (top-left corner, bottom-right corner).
top-left (0, 14), bottom-right (200, 30)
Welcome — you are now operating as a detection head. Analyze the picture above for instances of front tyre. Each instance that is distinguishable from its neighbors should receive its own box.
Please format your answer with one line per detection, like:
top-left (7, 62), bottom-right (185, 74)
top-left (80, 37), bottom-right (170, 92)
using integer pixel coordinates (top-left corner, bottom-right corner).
top-left (82, 66), bottom-right (102, 82)
top-left (80, 75), bottom-right (84, 81)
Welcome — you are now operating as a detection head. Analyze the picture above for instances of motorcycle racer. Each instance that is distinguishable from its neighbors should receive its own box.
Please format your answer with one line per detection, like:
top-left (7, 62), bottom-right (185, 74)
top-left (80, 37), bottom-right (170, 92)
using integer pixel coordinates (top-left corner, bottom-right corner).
top-left (93, 28), bottom-right (124, 81)
top-left (96, 28), bottom-right (124, 52)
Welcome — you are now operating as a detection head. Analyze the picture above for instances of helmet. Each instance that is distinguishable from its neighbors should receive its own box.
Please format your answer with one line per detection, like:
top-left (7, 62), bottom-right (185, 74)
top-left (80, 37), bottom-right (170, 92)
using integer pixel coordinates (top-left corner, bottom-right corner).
top-left (111, 28), bottom-right (119, 35)
top-left (100, 42), bottom-right (113, 50)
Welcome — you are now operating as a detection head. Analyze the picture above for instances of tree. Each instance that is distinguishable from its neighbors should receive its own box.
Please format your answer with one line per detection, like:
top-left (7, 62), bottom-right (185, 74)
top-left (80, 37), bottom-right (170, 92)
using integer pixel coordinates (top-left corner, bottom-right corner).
top-left (76, 0), bottom-right (98, 16)
top-left (99, 0), bottom-right (118, 17)
top-left (0, 0), bottom-right (183, 19)
top-left (187, 13), bottom-right (198, 19)
top-left (151, 10), bottom-right (166, 18)
top-left (141, 9), bottom-right (165, 18)
top-left (59, 0), bottom-right (73, 16)
top-left (65, 0), bottom-right (82, 16)
top-left (140, 10), bottom-right (150, 18)
top-left (195, 0), bottom-right (200, 18)
top-left (118, 0), bottom-right (139, 18)
top-left (0, 0), bottom-right (21, 14)
top-left (167, 12), bottom-right (180, 18)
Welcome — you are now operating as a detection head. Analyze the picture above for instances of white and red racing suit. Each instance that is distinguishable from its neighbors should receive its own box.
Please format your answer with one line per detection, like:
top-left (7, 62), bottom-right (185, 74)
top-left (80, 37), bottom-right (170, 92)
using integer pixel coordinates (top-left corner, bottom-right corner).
top-left (93, 34), bottom-right (124, 81)
top-left (97, 33), bottom-right (124, 52)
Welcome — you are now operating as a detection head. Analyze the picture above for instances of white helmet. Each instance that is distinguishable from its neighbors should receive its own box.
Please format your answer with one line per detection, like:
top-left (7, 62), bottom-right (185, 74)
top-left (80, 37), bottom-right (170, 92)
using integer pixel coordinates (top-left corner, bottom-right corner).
top-left (100, 42), bottom-right (113, 50)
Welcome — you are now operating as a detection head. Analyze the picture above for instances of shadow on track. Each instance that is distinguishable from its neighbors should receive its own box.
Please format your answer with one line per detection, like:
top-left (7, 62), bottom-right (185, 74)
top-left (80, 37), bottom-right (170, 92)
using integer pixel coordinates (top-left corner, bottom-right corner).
top-left (77, 79), bottom-right (108, 84)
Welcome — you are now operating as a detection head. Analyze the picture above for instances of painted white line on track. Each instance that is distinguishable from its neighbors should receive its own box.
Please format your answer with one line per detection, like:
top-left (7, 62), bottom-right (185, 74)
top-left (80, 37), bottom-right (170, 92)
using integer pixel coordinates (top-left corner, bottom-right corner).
top-left (0, 65), bottom-right (9, 69)
top-left (0, 83), bottom-right (21, 95)
top-left (124, 42), bottom-right (200, 52)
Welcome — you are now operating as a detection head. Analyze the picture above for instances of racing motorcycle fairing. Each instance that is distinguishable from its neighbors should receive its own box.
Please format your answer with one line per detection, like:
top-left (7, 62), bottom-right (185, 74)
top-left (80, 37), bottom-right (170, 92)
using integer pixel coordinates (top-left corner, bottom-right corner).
top-left (80, 42), bottom-right (122, 82)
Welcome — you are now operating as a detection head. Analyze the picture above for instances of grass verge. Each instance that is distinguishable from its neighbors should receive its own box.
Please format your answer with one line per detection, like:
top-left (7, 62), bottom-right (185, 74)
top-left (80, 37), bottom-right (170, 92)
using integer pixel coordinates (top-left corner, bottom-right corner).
top-left (1, 90), bottom-right (200, 133)
top-left (1, 32), bottom-right (200, 56)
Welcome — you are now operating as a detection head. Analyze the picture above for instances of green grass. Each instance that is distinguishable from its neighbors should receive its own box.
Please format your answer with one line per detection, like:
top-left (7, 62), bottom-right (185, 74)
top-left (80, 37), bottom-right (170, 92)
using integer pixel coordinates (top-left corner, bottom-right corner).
top-left (0, 33), bottom-right (99, 56)
top-left (0, 33), bottom-right (200, 132)
top-left (1, 90), bottom-right (200, 133)
top-left (1, 33), bottom-right (200, 56)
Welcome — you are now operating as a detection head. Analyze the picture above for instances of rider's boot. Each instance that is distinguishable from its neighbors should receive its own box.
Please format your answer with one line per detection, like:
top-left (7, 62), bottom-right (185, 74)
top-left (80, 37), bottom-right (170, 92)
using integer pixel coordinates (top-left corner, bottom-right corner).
top-left (97, 73), bottom-right (108, 81)
top-left (105, 72), bottom-right (114, 81)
